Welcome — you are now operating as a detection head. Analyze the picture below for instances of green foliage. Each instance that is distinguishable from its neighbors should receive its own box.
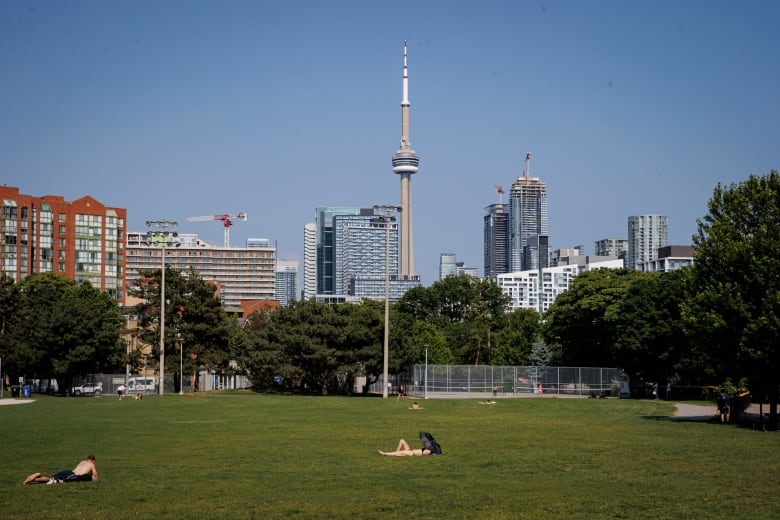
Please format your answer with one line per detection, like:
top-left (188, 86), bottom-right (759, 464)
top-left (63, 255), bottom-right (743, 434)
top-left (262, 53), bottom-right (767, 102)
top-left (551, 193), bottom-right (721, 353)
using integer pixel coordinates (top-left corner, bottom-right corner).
top-left (395, 275), bottom-right (513, 364)
top-left (612, 269), bottom-right (693, 384)
top-left (685, 170), bottom-right (780, 418)
top-left (0, 273), bottom-right (124, 387)
top-left (130, 266), bottom-right (236, 378)
top-left (242, 299), bottom-right (394, 394)
top-left (4, 395), bottom-right (780, 519)
top-left (544, 269), bottom-right (643, 366)
top-left (492, 308), bottom-right (543, 365)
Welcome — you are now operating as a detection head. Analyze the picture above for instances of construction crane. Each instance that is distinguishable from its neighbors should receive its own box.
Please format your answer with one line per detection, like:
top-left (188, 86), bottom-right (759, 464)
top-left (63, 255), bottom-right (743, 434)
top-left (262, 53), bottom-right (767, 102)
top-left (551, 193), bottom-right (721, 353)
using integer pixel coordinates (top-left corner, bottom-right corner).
top-left (494, 184), bottom-right (504, 205)
top-left (186, 212), bottom-right (247, 247)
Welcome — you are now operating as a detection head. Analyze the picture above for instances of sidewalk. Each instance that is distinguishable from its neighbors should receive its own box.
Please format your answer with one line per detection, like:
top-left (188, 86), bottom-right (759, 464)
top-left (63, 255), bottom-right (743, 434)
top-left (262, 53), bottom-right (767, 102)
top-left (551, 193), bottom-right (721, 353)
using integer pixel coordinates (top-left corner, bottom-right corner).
top-left (0, 398), bottom-right (35, 406)
top-left (672, 402), bottom-right (773, 422)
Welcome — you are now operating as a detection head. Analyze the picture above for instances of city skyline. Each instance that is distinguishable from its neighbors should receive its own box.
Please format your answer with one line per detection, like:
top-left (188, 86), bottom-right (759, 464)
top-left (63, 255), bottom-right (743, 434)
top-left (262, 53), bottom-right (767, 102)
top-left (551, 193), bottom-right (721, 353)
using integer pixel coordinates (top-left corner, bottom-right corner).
top-left (3, 2), bottom-right (778, 286)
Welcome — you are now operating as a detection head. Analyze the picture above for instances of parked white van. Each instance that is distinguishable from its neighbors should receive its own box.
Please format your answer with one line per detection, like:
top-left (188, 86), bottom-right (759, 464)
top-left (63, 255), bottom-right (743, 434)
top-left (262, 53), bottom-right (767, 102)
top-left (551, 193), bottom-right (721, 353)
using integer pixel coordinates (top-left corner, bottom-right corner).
top-left (127, 377), bottom-right (156, 393)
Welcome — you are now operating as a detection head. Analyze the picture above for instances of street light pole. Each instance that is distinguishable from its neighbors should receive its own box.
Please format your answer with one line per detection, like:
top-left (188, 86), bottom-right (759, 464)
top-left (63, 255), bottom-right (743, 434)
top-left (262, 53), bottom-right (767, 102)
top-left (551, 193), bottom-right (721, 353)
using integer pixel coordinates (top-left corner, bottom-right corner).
top-left (179, 334), bottom-right (184, 395)
top-left (160, 248), bottom-right (165, 396)
top-left (373, 204), bottom-right (401, 399)
top-left (146, 220), bottom-right (178, 396)
top-left (424, 345), bottom-right (428, 400)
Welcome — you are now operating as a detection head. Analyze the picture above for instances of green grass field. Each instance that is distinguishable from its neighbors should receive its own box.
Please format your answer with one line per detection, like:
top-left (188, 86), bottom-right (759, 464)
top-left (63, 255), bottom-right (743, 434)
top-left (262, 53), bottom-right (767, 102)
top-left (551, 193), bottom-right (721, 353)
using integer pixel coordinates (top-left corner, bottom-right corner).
top-left (2, 393), bottom-right (779, 519)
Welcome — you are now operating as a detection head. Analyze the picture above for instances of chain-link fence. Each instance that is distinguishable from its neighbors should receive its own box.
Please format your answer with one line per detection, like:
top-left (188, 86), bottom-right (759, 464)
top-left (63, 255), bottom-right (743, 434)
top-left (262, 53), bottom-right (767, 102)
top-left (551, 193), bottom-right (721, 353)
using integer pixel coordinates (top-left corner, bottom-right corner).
top-left (67, 371), bottom-right (250, 396)
top-left (372, 365), bottom-right (629, 398)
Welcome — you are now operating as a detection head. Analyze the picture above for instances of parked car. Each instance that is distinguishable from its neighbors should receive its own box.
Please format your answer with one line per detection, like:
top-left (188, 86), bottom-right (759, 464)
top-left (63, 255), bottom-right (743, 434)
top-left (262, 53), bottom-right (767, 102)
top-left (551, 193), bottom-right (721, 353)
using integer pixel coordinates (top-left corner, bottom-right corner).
top-left (71, 382), bottom-right (103, 396)
top-left (127, 377), bottom-right (156, 393)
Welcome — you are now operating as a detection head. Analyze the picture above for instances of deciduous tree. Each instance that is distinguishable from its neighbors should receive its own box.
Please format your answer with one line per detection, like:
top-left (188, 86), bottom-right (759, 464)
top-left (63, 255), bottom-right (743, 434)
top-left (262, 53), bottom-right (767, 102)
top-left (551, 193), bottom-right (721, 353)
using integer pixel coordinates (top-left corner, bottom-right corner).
top-left (684, 171), bottom-right (780, 422)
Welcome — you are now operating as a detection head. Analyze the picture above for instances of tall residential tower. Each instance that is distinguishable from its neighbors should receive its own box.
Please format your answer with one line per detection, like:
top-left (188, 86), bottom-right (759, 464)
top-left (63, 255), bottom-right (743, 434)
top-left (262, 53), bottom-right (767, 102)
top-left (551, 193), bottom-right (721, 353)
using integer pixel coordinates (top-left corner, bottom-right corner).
top-left (509, 153), bottom-right (549, 271)
top-left (391, 41), bottom-right (420, 276)
top-left (484, 185), bottom-right (510, 279)
top-left (627, 214), bottom-right (669, 270)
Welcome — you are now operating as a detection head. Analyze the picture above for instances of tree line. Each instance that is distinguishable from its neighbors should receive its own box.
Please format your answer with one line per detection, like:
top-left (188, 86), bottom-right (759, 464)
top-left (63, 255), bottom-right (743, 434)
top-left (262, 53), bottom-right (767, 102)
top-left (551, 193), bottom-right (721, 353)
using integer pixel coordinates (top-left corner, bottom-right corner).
top-left (1, 171), bottom-right (778, 419)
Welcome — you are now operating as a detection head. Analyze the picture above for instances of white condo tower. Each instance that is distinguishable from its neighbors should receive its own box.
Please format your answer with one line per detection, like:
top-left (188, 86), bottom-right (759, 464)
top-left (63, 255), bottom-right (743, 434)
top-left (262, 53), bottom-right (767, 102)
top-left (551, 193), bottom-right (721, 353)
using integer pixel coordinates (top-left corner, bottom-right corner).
top-left (391, 41), bottom-right (420, 276)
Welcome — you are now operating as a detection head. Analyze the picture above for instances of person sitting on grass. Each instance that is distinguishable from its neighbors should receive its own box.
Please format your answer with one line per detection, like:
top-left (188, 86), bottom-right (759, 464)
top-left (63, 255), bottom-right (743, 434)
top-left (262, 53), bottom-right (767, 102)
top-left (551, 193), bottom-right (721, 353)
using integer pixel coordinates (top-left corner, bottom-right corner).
top-left (408, 401), bottom-right (423, 410)
top-left (23, 455), bottom-right (99, 485)
top-left (479, 399), bottom-right (496, 405)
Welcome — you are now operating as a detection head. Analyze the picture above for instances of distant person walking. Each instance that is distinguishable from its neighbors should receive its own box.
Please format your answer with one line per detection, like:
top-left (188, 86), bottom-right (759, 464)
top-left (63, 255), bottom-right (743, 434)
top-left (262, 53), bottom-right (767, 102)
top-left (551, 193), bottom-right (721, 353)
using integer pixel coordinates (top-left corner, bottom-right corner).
top-left (717, 392), bottom-right (730, 423)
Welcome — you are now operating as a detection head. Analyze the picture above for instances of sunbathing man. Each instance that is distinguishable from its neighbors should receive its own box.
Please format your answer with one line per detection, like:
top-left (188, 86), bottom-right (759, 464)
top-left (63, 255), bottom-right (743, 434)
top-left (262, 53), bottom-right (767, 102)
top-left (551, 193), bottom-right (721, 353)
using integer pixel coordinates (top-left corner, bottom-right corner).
top-left (378, 439), bottom-right (432, 457)
top-left (23, 455), bottom-right (99, 485)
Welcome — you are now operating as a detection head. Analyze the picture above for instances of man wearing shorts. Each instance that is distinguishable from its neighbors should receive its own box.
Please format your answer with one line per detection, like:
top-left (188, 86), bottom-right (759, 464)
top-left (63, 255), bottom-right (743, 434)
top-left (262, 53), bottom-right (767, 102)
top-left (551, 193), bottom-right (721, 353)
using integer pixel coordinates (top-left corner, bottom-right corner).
top-left (23, 455), bottom-right (99, 484)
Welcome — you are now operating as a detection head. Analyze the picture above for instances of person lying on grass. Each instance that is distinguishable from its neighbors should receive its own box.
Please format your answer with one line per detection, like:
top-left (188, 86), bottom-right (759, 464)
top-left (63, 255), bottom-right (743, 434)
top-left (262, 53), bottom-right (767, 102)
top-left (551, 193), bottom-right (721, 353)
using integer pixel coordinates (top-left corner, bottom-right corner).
top-left (378, 432), bottom-right (442, 457)
top-left (23, 455), bottom-right (98, 485)
top-left (378, 438), bottom-right (432, 456)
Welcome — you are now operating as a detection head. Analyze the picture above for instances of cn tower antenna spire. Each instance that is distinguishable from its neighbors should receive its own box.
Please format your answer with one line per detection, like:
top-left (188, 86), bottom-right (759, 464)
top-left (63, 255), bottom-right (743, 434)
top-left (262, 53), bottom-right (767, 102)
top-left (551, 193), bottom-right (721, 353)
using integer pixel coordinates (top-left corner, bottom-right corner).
top-left (402, 40), bottom-right (409, 109)
top-left (392, 40), bottom-right (420, 276)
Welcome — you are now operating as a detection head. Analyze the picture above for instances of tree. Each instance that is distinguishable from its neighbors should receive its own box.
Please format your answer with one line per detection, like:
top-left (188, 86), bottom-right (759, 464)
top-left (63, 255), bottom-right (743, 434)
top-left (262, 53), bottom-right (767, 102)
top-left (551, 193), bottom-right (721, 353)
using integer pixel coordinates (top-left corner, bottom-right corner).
top-left (611, 270), bottom-right (692, 386)
top-left (242, 299), bottom-right (392, 395)
top-left (684, 171), bottom-right (780, 422)
top-left (130, 266), bottom-right (235, 381)
top-left (544, 269), bottom-right (643, 367)
top-left (491, 308), bottom-right (543, 366)
top-left (396, 275), bottom-right (510, 364)
top-left (3, 273), bottom-right (124, 391)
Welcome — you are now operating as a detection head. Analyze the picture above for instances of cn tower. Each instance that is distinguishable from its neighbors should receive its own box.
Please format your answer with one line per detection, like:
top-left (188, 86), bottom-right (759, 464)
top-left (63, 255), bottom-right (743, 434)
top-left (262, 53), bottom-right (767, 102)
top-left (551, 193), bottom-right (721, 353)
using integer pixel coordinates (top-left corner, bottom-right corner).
top-left (392, 40), bottom-right (420, 276)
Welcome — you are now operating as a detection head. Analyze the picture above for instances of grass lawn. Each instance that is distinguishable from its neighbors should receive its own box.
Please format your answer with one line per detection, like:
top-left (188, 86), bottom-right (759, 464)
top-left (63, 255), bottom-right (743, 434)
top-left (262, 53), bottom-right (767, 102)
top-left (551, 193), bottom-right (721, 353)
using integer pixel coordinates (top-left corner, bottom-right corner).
top-left (2, 393), bottom-right (779, 519)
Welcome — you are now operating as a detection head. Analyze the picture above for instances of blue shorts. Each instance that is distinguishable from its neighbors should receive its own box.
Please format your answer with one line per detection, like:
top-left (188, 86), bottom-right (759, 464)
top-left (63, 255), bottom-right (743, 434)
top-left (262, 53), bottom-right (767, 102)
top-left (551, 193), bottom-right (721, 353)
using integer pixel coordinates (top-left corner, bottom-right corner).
top-left (50, 470), bottom-right (91, 482)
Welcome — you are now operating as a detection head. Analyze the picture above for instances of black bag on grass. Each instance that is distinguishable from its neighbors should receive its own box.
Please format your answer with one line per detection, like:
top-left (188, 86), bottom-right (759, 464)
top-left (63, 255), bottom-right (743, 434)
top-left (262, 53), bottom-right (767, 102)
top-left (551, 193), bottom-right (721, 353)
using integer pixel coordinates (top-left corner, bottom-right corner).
top-left (419, 431), bottom-right (442, 455)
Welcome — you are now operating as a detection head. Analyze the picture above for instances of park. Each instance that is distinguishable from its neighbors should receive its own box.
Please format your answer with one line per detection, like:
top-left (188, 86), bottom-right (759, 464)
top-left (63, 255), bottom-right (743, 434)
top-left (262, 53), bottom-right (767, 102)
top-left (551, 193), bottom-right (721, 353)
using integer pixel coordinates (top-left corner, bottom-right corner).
top-left (3, 391), bottom-right (780, 519)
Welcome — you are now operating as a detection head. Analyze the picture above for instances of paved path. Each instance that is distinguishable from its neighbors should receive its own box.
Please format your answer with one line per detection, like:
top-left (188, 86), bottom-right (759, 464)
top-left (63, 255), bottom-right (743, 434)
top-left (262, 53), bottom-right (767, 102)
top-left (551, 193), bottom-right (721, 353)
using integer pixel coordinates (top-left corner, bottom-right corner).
top-left (672, 402), bottom-right (773, 422)
top-left (0, 398), bottom-right (35, 406)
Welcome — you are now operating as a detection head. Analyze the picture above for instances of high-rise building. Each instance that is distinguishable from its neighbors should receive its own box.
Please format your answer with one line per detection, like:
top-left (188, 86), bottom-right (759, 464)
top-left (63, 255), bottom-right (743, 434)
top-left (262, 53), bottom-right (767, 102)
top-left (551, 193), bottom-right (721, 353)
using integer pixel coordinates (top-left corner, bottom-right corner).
top-left (126, 232), bottom-right (276, 310)
top-left (308, 206), bottom-right (419, 302)
top-left (523, 234), bottom-right (550, 271)
top-left (333, 212), bottom-right (398, 296)
top-left (509, 153), bottom-right (549, 271)
top-left (439, 253), bottom-right (458, 280)
top-left (595, 238), bottom-right (628, 264)
top-left (313, 207), bottom-right (363, 295)
top-left (391, 41), bottom-right (420, 277)
top-left (275, 260), bottom-right (299, 307)
top-left (439, 253), bottom-right (478, 280)
top-left (627, 215), bottom-right (669, 270)
top-left (484, 201), bottom-right (509, 280)
top-left (303, 223), bottom-right (316, 300)
top-left (0, 186), bottom-right (127, 303)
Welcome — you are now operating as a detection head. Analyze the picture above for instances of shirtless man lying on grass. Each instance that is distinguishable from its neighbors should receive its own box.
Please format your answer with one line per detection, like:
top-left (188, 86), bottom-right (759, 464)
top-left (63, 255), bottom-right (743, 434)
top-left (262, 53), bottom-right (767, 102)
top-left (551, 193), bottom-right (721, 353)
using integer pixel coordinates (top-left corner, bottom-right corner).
top-left (23, 455), bottom-right (99, 485)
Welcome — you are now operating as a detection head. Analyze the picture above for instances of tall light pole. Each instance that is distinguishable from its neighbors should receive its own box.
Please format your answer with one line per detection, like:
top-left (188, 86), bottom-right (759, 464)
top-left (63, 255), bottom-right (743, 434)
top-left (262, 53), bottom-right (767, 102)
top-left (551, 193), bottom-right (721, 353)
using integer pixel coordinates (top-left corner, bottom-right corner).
top-left (373, 204), bottom-right (401, 399)
top-left (424, 345), bottom-right (428, 400)
top-left (146, 220), bottom-right (178, 396)
top-left (178, 333), bottom-right (184, 395)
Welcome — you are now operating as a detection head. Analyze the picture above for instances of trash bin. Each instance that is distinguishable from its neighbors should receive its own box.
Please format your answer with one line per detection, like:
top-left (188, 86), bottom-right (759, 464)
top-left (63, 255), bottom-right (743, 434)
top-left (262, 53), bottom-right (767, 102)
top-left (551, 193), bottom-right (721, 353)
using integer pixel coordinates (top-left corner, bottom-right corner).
top-left (22, 385), bottom-right (31, 398)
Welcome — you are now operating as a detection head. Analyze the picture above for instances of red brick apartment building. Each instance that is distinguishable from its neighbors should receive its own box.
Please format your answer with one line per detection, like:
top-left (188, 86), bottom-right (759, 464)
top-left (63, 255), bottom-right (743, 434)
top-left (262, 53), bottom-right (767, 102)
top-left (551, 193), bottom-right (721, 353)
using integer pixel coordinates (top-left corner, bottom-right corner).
top-left (0, 186), bottom-right (127, 304)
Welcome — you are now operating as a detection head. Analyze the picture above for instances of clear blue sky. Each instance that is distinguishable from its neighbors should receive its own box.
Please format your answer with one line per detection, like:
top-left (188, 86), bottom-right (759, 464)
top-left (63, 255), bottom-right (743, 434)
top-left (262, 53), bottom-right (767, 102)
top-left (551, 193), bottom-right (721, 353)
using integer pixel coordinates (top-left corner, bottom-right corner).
top-left (2, 1), bottom-right (778, 285)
